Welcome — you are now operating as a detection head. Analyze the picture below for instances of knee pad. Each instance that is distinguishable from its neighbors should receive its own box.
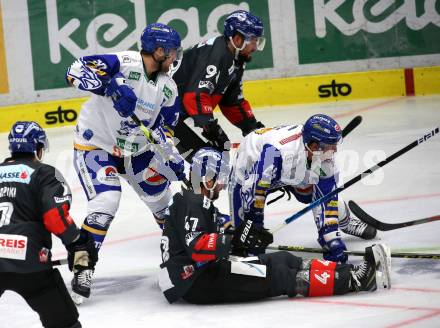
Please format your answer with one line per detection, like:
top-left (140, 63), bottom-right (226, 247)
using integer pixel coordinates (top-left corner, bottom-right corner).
top-left (142, 189), bottom-right (173, 220)
top-left (83, 192), bottom-right (120, 250)
top-left (87, 190), bottom-right (121, 216)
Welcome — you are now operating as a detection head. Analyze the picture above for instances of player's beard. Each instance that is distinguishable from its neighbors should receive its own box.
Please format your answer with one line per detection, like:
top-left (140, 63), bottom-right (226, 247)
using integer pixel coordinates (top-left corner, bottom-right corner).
top-left (238, 53), bottom-right (253, 63)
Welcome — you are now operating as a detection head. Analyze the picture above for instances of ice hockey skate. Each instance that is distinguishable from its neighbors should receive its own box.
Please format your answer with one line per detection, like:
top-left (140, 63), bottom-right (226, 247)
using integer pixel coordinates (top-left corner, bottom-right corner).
top-left (71, 268), bottom-right (94, 305)
top-left (340, 211), bottom-right (377, 240)
top-left (350, 244), bottom-right (391, 292)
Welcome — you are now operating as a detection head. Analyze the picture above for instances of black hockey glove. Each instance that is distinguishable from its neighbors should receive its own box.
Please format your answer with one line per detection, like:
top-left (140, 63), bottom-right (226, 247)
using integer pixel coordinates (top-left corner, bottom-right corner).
top-left (232, 220), bottom-right (273, 254)
top-left (66, 230), bottom-right (98, 272)
top-left (201, 118), bottom-right (230, 151)
top-left (237, 119), bottom-right (265, 136)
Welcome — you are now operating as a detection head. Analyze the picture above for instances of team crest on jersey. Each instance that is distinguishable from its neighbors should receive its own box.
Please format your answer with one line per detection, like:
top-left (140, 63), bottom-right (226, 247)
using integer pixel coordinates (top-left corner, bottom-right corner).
top-left (122, 55), bottom-right (131, 63)
top-left (97, 166), bottom-right (119, 186)
top-left (128, 71), bottom-right (141, 81)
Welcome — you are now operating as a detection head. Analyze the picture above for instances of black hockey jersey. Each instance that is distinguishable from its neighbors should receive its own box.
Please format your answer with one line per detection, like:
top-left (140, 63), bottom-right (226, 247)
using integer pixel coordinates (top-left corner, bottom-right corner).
top-left (159, 188), bottom-right (232, 303)
top-left (172, 35), bottom-right (259, 134)
top-left (0, 158), bottom-right (79, 273)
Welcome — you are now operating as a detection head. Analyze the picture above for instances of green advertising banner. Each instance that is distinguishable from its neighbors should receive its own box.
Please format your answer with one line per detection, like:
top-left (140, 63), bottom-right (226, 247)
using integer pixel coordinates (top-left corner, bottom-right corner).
top-left (28, 0), bottom-right (272, 91)
top-left (296, 0), bottom-right (440, 64)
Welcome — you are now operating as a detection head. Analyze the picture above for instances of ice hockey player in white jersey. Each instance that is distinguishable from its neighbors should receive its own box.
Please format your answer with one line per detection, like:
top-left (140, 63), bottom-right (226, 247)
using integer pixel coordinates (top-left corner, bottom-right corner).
top-left (65, 23), bottom-right (184, 304)
top-left (230, 114), bottom-right (377, 262)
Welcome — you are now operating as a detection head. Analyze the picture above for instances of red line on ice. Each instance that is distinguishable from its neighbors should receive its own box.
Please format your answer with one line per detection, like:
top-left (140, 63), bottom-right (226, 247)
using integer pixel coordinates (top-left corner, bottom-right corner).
top-left (332, 97), bottom-right (405, 119)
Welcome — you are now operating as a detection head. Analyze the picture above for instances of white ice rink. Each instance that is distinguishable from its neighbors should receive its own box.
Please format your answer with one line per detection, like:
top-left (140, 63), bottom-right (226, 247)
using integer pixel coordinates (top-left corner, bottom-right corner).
top-left (1, 95), bottom-right (440, 328)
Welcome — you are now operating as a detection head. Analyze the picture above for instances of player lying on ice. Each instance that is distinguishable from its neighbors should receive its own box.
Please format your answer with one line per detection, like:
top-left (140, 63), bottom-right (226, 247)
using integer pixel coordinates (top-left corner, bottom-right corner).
top-left (230, 114), bottom-right (377, 263)
top-left (158, 148), bottom-right (391, 304)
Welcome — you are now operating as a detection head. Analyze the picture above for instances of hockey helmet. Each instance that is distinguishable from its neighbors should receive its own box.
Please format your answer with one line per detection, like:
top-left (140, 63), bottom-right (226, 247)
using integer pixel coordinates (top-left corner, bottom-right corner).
top-left (190, 147), bottom-right (231, 194)
top-left (8, 121), bottom-right (49, 155)
top-left (140, 23), bottom-right (182, 60)
top-left (302, 114), bottom-right (342, 150)
top-left (223, 10), bottom-right (265, 51)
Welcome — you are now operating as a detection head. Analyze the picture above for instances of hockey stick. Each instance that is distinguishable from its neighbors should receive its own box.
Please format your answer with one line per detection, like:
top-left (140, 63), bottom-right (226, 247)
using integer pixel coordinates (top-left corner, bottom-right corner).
top-left (131, 114), bottom-right (192, 190)
top-left (341, 115), bottom-right (362, 138)
top-left (52, 258), bottom-right (68, 266)
top-left (270, 126), bottom-right (440, 233)
top-left (348, 200), bottom-right (440, 231)
top-left (267, 245), bottom-right (440, 259)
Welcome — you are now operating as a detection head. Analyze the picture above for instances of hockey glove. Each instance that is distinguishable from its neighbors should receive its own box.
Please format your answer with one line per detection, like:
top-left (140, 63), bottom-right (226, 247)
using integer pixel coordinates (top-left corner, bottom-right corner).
top-left (167, 157), bottom-right (186, 181)
top-left (66, 230), bottom-right (98, 272)
top-left (105, 72), bottom-right (137, 117)
top-left (237, 119), bottom-right (265, 136)
top-left (232, 220), bottom-right (273, 253)
top-left (318, 231), bottom-right (348, 264)
top-left (201, 119), bottom-right (230, 151)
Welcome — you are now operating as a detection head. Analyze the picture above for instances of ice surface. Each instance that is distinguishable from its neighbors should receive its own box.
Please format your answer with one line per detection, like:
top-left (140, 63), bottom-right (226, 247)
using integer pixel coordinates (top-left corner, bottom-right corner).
top-left (1, 95), bottom-right (440, 327)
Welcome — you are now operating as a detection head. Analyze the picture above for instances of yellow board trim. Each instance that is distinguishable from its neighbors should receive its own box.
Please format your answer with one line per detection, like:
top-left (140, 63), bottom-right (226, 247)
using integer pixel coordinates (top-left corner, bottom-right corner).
top-left (414, 66), bottom-right (440, 96)
top-left (243, 69), bottom-right (406, 107)
top-left (0, 97), bottom-right (88, 132)
top-left (0, 2), bottom-right (9, 94)
top-left (1, 66), bottom-right (439, 133)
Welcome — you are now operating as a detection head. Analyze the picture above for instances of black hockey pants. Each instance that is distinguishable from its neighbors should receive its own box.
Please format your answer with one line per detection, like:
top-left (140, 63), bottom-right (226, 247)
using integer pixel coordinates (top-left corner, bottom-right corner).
top-left (183, 252), bottom-right (303, 304)
top-left (0, 268), bottom-right (81, 328)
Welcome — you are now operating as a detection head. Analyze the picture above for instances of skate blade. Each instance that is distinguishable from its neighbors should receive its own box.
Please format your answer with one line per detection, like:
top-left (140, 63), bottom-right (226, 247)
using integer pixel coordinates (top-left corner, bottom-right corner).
top-left (372, 243), bottom-right (392, 290)
top-left (71, 291), bottom-right (84, 305)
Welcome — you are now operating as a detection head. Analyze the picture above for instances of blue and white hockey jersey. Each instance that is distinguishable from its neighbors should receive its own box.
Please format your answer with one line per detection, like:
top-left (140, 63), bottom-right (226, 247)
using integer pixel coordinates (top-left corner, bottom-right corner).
top-left (66, 51), bottom-right (179, 158)
top-left (230, 125), bottom-right (341, 242)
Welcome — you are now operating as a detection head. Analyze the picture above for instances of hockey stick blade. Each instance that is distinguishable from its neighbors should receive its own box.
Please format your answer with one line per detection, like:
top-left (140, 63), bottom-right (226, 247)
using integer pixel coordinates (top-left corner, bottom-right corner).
top-left (268, 245), bottom-right (440, 259)
top-left (349, 200), bottom-right (440, 231)
top-left (342, 115), bottom-right (362, 138)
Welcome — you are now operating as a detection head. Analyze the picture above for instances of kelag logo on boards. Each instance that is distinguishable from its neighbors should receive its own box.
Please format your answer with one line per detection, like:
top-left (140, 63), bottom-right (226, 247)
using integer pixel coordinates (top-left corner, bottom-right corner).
top-left (295, 0), bottom-right (440, 64)
top-left (28, 1), bottom-right (273, 91)
top-left (45, 105), bottom-right (78, 125)
top-left (318, 80), bottom-right (352, 98)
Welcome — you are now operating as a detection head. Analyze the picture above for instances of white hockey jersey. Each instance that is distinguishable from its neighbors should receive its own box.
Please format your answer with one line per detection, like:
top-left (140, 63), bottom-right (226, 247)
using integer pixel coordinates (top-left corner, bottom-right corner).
top-left (233, 125), bottom-right (320, 188)
top-left (66, 51), bottom-right (178, 157)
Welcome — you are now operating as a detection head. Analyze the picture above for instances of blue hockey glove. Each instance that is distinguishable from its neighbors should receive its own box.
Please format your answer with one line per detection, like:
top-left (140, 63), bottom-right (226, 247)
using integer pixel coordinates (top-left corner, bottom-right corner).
top-left (167, 157), bottom-right (186, 181)
top-left (318, 231), bottom-right (348, 263)
top-left (105, 72), bottom-right (137, 117)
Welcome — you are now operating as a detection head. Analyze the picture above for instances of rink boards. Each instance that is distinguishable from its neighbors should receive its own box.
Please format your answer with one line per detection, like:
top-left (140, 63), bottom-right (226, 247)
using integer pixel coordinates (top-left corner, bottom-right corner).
top-left (0, 66), bottom-right (439, 132)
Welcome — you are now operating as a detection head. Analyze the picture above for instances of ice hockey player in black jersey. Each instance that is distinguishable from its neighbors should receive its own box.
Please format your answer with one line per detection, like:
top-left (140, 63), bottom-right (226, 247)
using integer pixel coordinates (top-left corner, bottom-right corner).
top-left (158, 147), bottom-right (391, 304)
top-left (171, 10), bottom-right (265, 159)
top-left (0, 121), bottom-right (97, 328)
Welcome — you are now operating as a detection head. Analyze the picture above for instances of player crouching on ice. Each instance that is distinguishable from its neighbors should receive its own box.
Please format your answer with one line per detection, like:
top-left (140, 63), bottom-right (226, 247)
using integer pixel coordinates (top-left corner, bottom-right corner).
top-left (230, 114), bottom-right (377, 263)
top-left (158, 148), bottom-right (391, 304)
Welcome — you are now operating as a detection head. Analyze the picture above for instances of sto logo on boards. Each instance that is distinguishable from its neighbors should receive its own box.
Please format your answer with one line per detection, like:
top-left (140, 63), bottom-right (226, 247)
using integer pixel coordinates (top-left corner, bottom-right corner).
top-left (318, 80), bottom-right (352, 98)
top-left (45, 106), bottom-right (78, 125)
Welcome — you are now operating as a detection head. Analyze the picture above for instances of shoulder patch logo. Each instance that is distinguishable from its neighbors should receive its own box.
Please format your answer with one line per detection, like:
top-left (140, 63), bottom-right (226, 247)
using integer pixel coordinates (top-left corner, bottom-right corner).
top-left (128, 71), bottom-right (141, 81)
top-left (163, 85), bottom-right (173, 99)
